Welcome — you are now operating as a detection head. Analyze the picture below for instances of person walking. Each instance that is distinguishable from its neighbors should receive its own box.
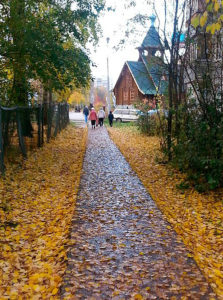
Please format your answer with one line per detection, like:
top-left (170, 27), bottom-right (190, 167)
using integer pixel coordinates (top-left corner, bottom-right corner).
top-left (108, 111), bottom-right (114, 127)
top-left (83, 106), bottom-right (89, 125)
top-left (88, 108), bottom-right (97, 129)
top-left (98, 107), bottom-right (106, 127)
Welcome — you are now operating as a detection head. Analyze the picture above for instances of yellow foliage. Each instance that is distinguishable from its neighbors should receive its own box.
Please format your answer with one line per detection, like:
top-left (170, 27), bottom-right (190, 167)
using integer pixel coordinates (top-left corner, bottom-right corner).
top-left (0, 126), bottom-right (87, 298)
top-left (56, 87), bottom-right (73, 102)
top-left (200, 12), bottom-right (208, 27)
top-left (214, 1), bottom-right (220, 11)
top-left (108, 127), bottom-right (223, 298)
top-left (134, 294), bottom-right (144, 300)
top-left (68, 89), bottom-right (86, 105)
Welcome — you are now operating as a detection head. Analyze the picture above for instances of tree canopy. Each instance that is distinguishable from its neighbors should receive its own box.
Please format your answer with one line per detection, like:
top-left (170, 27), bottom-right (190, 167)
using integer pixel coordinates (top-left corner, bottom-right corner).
top-left (0, 0), bottom-right (105, 105)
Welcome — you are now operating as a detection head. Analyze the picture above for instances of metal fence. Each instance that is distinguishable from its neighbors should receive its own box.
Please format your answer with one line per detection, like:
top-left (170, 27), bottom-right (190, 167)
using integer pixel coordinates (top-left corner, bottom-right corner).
top-left (0, 103), bottom-right (69, 174)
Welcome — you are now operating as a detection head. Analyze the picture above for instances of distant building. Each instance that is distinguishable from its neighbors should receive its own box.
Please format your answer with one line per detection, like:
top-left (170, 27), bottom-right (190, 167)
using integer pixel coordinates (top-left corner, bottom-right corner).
top-left (94, 78), bottom-right (110, 90)
top-left (113, 15), bottom-right (167, 108)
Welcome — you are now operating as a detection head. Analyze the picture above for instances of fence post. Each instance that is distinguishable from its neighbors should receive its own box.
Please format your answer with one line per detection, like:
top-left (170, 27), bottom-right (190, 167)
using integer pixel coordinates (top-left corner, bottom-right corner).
top-left (47, 105), bottom-right (52, 142)
top-left (41, 105), bottom-right (44, 145)
top-left (67, 104), bottom-right (70, 125)
top-left (0, 106), bottom-right (5, 174)
top-left (58, 104), bottom-right (61, 132)
top-left (16, 107), bottom-right (27, 158)
top-left (37, 105), bottom-right (42, 147)
top-left (54, 104), bottom-right (59, 137)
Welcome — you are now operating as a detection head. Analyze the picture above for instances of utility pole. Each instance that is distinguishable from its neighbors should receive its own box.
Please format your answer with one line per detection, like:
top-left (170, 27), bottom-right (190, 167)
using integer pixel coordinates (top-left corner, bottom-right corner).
top-left (106, 37), bottom-right (111, 113)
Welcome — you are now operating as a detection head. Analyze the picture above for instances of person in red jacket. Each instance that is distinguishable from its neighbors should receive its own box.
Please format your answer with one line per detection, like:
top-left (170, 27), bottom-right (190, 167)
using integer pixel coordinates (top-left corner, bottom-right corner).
top-left (88, 108), bottom-right (98, 129)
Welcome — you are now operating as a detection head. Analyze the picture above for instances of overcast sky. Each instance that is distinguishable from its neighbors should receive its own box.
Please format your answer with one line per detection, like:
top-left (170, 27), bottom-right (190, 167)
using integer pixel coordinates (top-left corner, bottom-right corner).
top-left (89, 0), bottom-right (179, 88)
top-left (89, 0), bottom-right (154, 87)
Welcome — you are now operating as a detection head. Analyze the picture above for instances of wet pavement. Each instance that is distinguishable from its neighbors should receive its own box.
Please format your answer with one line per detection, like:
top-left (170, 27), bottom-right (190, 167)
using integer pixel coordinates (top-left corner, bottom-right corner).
top-left (61, 127), bottom-right (215, 299)
top-left (69, 111), bottom-right (86, 128)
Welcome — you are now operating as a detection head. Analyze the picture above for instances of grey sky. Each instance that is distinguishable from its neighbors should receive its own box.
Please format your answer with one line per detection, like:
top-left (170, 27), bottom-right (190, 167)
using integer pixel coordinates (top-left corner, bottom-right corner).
top-left (89, 0), bottom-right (180, 87)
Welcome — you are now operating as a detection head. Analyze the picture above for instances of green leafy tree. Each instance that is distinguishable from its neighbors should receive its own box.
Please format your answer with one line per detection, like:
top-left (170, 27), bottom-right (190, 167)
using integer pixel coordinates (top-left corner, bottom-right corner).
top-left (0, 0), bottom-right (105, 105)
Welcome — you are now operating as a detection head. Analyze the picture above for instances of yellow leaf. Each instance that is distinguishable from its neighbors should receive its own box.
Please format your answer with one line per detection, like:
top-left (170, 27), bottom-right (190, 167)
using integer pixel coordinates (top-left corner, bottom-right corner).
top-left (112, 291), bottom-right (120, 296)
top-left (52, 288), bottom-right (58, 295)
top-left (191, 15), bottom-right (200, 28)
top-left (134, 294), bottom-right (143, 300)
top-left (216, 22), bottom-right (221, 31)
top-left (200, 12), bottom-right (208, 27)
top-left (33, 285), bottom-right (41, 292)
top-left (214, 2), bottom-right (220, 11)
top-left (187, 253), bottom-right (193, 258)
top-left (4, 244), bottom-right (11, 251)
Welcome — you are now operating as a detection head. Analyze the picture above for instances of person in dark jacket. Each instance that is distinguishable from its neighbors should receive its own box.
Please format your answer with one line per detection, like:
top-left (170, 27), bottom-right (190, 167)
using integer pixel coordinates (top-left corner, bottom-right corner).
top-left (83, 106), bottom-right (89, 124)
top-left (108, 111), bottom-right (114, 127)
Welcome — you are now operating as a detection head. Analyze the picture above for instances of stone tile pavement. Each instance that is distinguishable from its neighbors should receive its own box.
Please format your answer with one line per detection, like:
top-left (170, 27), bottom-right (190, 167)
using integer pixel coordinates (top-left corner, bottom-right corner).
top-left (61, 127), bottom-right (215, 299)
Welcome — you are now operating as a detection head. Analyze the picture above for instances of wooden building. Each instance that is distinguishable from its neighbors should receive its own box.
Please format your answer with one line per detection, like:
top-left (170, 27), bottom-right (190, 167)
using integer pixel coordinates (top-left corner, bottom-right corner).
top-left (113, 16), bottom-right (167, 108)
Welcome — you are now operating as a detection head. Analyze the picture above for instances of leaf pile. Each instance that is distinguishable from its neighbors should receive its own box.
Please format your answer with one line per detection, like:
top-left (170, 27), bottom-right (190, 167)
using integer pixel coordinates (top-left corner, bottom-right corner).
top-left (0, 126), bottom-right (87, 299)
top-left (108, 127), bottom-right (223, 298)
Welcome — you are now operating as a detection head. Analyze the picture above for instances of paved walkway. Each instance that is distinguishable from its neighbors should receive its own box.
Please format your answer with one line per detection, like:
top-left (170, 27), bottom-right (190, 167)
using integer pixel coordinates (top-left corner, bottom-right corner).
top-left (61, 127), bottom-right (215, 299)
top-left (69, 111), bottom-right (86, 128)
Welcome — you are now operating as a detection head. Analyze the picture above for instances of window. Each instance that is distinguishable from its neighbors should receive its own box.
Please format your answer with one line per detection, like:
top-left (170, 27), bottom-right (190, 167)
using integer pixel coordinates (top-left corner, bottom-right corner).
top-left (122, 110), bottom-right (130, 115)
top-left (190, 42), bottom-right (197, 61)
top-left (130, 89), bottom-right (135, 100)
top-left (215, 35), bottom-right (222, 60)
top-left (114, 110), bottom-right (122, 114)
top-left (129, 110), bottom-right (138, 115)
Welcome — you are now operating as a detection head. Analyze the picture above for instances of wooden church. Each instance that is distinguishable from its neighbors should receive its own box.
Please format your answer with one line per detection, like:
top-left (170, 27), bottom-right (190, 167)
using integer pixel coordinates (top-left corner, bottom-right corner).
top-left (113, 16), bottom-right (167, 108)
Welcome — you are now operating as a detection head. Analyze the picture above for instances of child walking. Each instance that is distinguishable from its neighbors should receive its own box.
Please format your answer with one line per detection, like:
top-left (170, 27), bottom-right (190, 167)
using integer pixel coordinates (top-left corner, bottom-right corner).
top-left (108, 111), bottom-right (114, 127)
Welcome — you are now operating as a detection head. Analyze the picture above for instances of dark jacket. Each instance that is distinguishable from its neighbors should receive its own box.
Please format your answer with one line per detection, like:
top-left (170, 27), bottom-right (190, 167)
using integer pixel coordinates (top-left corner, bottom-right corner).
top-left (83, 107), bottom-right (89, 116)
top-left (108, 112), bottom-right (114, 121)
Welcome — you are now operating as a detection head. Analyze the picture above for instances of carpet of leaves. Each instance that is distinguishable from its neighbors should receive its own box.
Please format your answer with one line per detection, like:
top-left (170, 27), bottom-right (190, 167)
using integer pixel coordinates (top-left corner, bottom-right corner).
top-left (61, 127), bottom-right (214, 299)
top-left (0, 126), bottom-right (87, 299)
top-left (108, 127), bottom-right (223, 299)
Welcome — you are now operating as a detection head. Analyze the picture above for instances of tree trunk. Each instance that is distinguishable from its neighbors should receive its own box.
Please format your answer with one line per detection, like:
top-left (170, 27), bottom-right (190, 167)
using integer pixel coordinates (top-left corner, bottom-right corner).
top-left (9, 0), bottom-right (28, 105)
top-left (167, 67), bottom-right (173, 161)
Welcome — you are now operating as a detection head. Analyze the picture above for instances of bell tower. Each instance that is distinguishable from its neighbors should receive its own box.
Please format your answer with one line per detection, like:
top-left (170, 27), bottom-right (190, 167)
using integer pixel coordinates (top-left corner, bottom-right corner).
top-left (138, 15), bottom-right (164, 61)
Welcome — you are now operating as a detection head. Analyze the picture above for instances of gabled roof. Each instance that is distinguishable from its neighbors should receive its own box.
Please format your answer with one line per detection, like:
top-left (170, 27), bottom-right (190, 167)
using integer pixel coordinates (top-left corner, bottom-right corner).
top-left (113, 16), bottom-right (168, 97)
top-left (126, 61), bottom-right (157, 95)
top-left (141, 55), bottom-right (168, 94)
top-left (113, 59), bottom-right (168, 96)
top-left (141, 25), bottom-right (162, 49)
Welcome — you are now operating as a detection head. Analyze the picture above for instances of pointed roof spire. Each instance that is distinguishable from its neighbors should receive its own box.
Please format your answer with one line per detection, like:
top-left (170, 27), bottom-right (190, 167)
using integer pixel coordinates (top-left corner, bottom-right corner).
top-left (149, 14), bottom-right (156, 27)
top-left (141, 14), bottom-right (162, 49)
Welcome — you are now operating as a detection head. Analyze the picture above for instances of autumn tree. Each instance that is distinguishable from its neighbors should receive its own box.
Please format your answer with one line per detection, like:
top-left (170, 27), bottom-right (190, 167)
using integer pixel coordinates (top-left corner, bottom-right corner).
top-left (170, 0), bottom-right (223, 190)
top-left (0, 0), bottom-right (105, 105)
top-left (94, 86), bottom-right (107, 110)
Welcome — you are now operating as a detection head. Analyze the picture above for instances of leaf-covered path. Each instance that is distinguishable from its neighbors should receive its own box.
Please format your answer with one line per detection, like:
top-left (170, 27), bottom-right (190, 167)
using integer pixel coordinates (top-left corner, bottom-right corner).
top-left (61, 127), bottom-right (215, 299)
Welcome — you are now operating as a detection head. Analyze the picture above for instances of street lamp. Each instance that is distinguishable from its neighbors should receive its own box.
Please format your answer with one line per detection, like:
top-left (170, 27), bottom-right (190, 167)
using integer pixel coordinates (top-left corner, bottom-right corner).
top-left (106, 37), bottom-right (111, 113)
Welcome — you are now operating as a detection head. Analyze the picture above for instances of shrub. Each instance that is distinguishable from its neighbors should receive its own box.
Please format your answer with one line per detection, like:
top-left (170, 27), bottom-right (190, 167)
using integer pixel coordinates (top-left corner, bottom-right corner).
top-left (171, 104), bottom-right (223, 191)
